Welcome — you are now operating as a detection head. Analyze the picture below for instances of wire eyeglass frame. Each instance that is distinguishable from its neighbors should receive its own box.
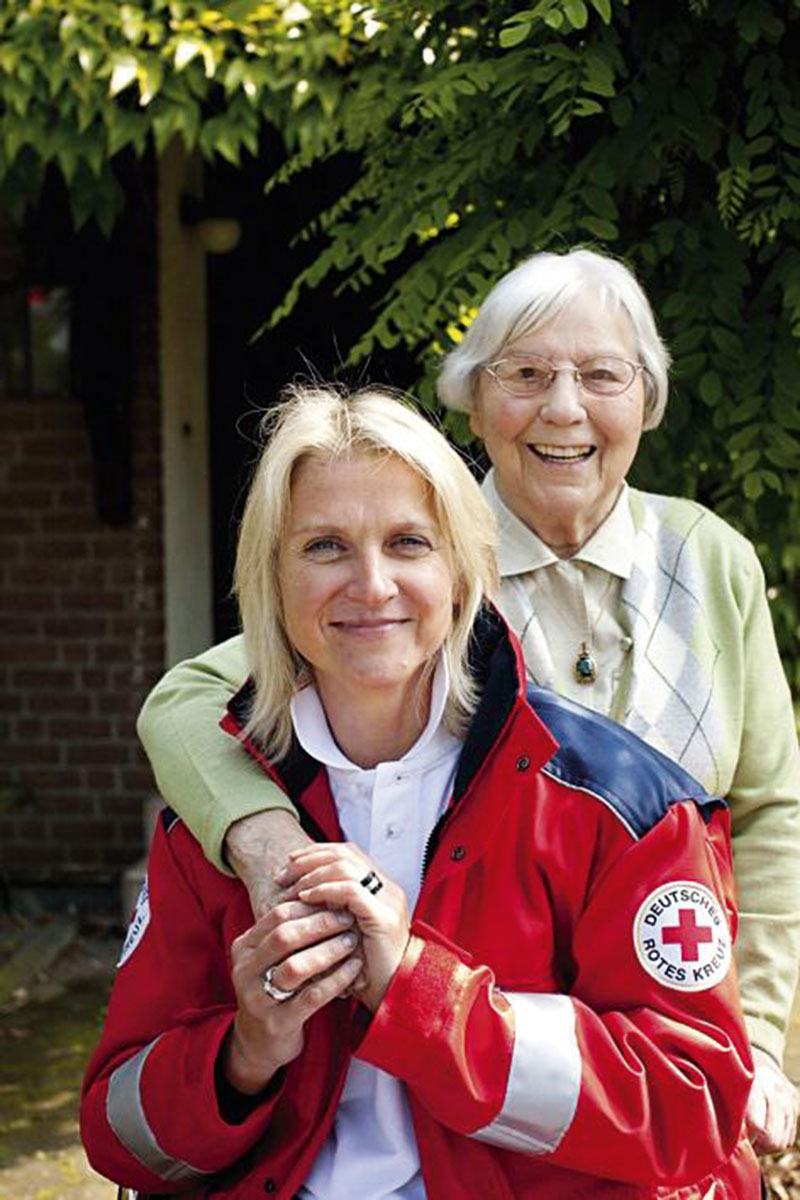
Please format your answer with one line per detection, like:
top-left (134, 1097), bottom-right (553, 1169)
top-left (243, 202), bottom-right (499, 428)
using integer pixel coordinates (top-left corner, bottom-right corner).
top-left (483, 354), bottom-right (645, 399)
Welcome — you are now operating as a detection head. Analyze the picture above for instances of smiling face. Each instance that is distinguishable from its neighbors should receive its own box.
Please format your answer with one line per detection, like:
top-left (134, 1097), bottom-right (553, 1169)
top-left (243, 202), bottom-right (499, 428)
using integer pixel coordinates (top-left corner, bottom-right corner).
top-left (470, 293), bottom-right (646, 555)
top-left (278, 452), bottom-right (457, 727)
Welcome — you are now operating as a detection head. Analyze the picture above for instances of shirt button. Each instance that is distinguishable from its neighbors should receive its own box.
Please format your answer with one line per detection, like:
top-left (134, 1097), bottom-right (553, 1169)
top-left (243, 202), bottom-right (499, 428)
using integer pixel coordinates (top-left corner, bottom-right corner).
top-left (516, 756), bottom-right (531, 772)
top-left (386, 822), bottom-right (400, 839)
top-left (263, 1180), bottom-right (276, 1193)
top-left (451, 845), bottom-right (466, 862)
top-left (620, 635), bottom-right (633, 652)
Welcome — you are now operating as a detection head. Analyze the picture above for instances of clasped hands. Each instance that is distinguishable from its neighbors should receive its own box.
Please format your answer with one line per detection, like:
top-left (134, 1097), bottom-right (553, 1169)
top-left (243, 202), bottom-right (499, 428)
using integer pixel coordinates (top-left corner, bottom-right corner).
top-left (224, 843), bottom-right (409, 1095)
top-left (223, 837), bottom-right (800, 1155)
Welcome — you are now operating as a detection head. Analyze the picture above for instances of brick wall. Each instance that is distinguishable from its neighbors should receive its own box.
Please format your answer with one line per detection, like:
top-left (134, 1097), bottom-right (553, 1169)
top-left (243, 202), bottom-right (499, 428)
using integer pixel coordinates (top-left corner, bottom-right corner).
top-left (0, 203), bottom-right (164, 890)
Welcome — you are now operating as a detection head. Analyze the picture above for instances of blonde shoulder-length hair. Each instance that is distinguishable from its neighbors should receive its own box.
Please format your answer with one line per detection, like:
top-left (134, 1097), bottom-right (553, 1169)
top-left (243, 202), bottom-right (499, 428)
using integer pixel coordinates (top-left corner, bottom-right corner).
top-left (234, 383), bottom-right (498, 760)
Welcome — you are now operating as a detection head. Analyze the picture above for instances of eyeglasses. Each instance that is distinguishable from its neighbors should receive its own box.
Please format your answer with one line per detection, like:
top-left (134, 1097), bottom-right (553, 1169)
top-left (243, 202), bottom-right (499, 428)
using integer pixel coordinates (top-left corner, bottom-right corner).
top-left (483, 355), bottom-right (645, 398)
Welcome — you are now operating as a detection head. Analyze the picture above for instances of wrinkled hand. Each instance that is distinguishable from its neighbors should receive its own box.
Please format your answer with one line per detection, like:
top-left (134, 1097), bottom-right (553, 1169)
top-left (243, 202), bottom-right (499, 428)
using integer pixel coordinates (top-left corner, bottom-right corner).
top-left (226, 813), bottom-right (368, 998)
top-left (225, 810), bottom-right (315, 919)
top-left (746, 1047), bottom-right (799, 1154)
top-left (283, 843), bottom-right (410, 1012)
top-left (223, 902), bottom-right (362, 1094)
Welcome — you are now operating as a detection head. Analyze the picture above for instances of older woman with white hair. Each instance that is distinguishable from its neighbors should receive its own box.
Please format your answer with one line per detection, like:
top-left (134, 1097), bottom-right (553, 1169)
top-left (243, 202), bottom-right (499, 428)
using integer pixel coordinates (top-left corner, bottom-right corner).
top-left (83, 384), bottom-right (759, 1198)
top-left (136, 248), bottom-right (800, 1153)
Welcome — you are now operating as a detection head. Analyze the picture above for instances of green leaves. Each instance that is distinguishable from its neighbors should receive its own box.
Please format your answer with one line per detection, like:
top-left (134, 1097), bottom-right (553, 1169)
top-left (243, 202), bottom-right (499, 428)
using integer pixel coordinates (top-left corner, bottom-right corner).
top-left (500, 0), bottom-right (622, 46)
top-left (0, 0), bottom-right (354, 225)
top-left (0, 0), bottom-right (798, 678)
top-left (698, 370), bottom-right (723, 407)
top-left (589, 0), bottom-right (613, 21)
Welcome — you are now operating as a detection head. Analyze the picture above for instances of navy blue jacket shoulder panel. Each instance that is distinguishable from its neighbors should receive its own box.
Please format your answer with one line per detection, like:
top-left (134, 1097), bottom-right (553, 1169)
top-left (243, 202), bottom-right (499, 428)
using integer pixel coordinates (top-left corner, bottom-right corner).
top-left (160, 807), bottom-right (182, 835)
top-left (527, 685), bottom-right (726, 840)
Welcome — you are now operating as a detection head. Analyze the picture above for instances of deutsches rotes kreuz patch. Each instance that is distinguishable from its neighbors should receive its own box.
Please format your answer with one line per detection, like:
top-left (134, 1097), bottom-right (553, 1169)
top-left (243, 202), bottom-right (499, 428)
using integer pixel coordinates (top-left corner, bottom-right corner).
top-left (633, 880), bottom-right (731, 992)
top-left (117, 878), bottom-right (150, 968)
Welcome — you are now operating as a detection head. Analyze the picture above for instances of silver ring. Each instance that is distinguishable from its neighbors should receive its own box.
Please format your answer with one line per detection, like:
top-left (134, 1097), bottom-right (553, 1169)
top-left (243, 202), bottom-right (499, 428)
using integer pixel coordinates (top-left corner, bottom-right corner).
top-left (262, 965), bottom-right (296, 1003)
top-left (360, 869), bottom-right (383, 896)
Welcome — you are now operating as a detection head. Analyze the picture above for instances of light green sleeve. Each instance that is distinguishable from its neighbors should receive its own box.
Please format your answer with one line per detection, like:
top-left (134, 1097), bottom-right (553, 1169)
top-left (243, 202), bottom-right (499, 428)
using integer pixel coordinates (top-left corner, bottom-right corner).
top-left (726, 547), bottom-right (800, 1062)
top-left (136, 634), bottom-right (299, 873)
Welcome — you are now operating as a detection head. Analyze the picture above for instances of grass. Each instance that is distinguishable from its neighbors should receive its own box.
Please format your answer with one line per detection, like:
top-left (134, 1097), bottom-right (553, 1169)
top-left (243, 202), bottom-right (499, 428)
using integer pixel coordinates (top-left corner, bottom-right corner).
top-left (0, 976), bottom-right (110, 1170)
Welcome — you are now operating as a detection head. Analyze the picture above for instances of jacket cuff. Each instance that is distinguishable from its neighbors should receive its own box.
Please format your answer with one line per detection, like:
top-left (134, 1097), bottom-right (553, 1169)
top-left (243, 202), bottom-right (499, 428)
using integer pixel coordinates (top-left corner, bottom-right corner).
top-left (356, 923), bottom-right (514, 1132)
top-left (134, 1011), bottom-right (285, 1172)
top-left (744, 1014), bottom-right (785, 1065)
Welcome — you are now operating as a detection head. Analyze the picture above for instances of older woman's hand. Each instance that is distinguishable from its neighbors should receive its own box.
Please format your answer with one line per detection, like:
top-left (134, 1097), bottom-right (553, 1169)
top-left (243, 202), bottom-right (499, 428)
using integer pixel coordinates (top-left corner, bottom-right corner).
top-left (746, 1046), bottom-right (800, 1153)
top-left (223, 901), bottom-right (362, 1095)
top-left (283, 843), bottom-right (410, 1013)
top-left (225, 809), bottom-right (315, 919)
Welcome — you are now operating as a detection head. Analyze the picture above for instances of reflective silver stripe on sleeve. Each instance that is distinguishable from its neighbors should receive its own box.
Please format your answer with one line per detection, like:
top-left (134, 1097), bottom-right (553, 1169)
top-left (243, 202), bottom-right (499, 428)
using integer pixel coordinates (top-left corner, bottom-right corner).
top-left (106, 1037), bottom-right (212, 1183)
top-left (471, 993), bottom-right (580, 1154)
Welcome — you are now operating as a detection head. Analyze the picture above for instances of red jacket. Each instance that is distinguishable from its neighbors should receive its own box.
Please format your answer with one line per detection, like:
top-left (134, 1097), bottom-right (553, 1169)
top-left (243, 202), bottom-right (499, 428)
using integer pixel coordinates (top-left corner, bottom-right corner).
top-left (81, 610), bottom-right (760, 1198)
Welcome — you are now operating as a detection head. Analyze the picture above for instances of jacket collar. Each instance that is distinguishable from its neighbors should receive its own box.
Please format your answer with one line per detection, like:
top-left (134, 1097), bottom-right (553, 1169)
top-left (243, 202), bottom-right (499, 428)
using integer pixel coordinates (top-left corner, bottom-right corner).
top-left (222, 603), bottom-right (557, 813)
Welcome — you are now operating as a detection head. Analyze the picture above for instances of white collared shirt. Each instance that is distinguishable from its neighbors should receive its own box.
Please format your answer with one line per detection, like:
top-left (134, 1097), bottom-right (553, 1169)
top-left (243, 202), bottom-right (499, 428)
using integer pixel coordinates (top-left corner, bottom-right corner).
top-left (485, 469), bottom-right (636, 714)
top-left (293, 657), bottom-right (462, 1200)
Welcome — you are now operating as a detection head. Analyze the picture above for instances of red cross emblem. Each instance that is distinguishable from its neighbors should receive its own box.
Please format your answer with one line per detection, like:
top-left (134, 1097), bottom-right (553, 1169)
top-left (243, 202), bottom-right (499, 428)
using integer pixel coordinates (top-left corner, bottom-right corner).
top-left (661, 908), bottom-right (713, 961)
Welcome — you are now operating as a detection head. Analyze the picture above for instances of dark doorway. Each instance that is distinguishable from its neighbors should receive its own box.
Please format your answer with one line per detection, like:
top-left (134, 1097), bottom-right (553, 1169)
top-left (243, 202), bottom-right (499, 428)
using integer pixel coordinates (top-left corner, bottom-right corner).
top-left (205, 144), bottom-right (416, 640)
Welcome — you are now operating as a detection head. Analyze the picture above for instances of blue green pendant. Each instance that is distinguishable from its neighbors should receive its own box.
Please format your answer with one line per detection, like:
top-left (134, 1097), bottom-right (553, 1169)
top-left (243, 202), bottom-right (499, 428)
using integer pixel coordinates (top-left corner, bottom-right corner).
top-left (574, 643), bottom-right (597, 684)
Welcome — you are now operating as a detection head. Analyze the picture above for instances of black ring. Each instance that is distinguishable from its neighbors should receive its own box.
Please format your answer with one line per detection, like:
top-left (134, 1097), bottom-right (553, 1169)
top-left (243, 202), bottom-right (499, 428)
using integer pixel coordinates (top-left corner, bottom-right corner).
top-left (360, 869), bottom-right (383, 896)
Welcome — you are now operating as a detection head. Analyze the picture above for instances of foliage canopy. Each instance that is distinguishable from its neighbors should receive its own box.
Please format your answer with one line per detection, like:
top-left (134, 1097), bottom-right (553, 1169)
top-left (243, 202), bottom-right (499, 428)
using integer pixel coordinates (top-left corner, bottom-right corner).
top-left (1, 0), bottom-right (799, 681)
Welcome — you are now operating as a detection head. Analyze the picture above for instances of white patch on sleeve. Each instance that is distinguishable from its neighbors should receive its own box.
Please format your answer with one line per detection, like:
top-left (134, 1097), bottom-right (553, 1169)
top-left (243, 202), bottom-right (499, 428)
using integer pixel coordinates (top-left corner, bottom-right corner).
top-left (633, 880), bottom-right (731, 992)
top-left (117, 879), bottom-right (150, 968)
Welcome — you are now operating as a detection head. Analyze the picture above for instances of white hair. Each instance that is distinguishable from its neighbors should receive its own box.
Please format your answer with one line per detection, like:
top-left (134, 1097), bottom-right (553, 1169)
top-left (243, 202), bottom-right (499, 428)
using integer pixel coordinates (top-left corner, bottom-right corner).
top-left (437, 247), bottom-right (671, 431)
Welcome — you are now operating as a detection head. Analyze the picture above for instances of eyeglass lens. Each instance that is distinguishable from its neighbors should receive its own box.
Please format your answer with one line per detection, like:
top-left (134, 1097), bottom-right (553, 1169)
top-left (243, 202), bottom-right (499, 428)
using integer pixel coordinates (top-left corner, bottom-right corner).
top-left (491, 356), bottom-right (637, 396)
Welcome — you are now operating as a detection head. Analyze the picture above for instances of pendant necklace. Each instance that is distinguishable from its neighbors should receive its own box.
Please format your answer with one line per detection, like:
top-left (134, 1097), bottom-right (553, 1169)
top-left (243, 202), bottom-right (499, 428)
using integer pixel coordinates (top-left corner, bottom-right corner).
top-left (574, 642), bottom-right (597, 685)
top-left (574, 568), bottom-right (616, 685)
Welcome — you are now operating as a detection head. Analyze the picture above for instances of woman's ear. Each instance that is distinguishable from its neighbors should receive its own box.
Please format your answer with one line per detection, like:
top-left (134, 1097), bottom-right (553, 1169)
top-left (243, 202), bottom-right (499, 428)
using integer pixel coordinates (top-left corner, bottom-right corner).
top-left (468, 398), bottom-right (485, 440)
